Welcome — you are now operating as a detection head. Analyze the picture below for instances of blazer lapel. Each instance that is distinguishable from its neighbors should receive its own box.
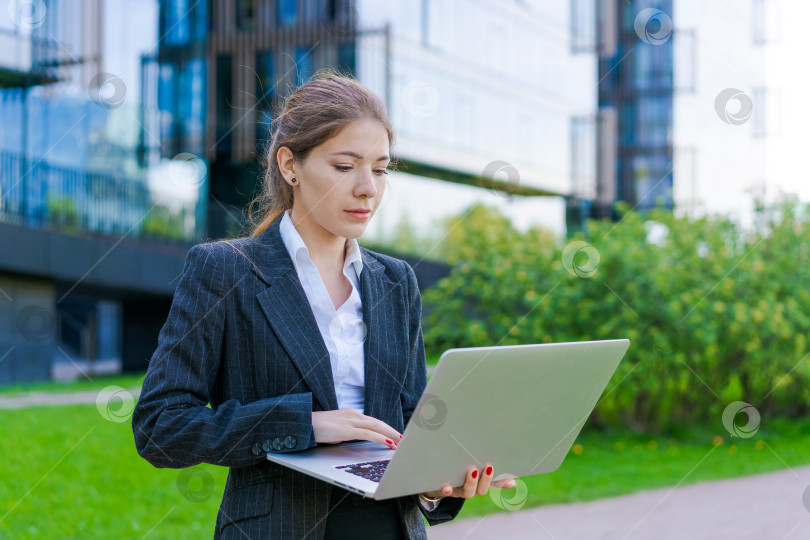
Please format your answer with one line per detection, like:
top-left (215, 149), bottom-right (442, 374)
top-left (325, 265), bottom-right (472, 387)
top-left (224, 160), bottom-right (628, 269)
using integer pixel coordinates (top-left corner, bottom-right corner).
top-left (249, 216), bottom-right (406, 419)
top-left (357, 250), bottom-right (406, 421)
top-left (251, 218), bottom-right (338, 412)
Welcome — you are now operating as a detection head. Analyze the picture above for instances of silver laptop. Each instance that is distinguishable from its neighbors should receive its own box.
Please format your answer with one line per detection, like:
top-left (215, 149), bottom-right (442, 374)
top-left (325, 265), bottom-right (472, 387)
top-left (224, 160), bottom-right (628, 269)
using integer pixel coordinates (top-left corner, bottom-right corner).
top-left (266, 339), bottom-right (630, 500)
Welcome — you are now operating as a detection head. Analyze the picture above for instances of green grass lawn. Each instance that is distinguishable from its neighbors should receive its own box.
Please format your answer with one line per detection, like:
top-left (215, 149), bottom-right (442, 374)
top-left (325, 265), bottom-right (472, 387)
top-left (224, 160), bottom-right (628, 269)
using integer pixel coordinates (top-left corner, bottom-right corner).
top-left (0, 373), bottom-right (145, 397)
top-left (2, 402), bottom-right (808, 539)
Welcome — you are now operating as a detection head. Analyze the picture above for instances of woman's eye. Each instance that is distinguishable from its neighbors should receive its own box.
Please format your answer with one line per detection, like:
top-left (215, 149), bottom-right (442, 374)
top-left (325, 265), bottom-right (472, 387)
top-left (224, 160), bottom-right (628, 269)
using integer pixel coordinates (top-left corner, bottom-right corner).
top-left (334, 165), bottom-right (388, 175)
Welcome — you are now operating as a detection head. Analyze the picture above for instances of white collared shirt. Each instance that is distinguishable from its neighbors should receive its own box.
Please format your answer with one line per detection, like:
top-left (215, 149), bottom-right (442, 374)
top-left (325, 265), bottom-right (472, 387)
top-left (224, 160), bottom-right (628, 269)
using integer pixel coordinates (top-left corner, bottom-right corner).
top-left (279, 209), bottom-right (366, 414)
top-left (279, 209), bottom-right (439, 512)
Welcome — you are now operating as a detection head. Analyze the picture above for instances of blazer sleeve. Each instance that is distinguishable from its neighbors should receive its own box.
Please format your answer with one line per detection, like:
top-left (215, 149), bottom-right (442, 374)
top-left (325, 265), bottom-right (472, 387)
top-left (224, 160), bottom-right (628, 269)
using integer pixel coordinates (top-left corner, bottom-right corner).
top-left (400, 261), bottom-right (466, 524)
top-left (132, 243), bottom-right (316, 470)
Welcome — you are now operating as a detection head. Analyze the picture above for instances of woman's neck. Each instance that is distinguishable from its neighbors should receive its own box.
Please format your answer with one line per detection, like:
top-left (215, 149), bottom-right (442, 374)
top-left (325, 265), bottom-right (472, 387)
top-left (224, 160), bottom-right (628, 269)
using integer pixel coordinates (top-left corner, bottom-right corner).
top-left (289, 209), bottom-right (348, 274)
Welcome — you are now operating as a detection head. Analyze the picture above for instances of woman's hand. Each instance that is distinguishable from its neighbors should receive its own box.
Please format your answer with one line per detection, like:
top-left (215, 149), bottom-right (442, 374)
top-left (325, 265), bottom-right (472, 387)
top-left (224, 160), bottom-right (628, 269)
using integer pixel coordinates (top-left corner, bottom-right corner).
top-left (420, 465), bottom-right (517, 502)
top-left (312, 409), bottom-right (400, 450)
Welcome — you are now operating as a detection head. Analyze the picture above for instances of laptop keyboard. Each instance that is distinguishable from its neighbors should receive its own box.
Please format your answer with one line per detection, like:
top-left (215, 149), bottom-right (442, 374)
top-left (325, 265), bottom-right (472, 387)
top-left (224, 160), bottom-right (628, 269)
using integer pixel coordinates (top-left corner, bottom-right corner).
top-left (335, 459), bottom-right (391, 483)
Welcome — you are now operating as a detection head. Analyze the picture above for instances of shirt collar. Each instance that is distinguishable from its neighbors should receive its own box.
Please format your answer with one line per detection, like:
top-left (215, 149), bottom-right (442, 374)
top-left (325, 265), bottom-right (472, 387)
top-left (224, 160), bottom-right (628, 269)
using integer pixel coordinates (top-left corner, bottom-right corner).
top-left (279, 209), bottom-right (364, 277)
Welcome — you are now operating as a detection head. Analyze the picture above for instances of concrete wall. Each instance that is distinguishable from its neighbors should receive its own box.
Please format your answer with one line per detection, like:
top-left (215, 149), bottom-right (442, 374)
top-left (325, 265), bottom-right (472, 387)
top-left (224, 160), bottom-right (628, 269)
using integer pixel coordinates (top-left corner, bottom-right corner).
top-left (0, 274), bottom-right (56, 385)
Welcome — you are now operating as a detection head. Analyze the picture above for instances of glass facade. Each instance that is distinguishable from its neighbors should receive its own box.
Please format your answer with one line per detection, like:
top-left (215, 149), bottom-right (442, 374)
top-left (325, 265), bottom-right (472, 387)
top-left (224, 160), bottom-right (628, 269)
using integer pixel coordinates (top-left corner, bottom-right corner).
top-left (355, 0), bottom-right (595, 239)
top-left (0, 0), bottom-right (212, 383)
top-left (597, 0), bottom-right (674, 217)
top-left (595, 0), bottom-right (777, 221)
top-left (0, 0), bottom-right (206, 242)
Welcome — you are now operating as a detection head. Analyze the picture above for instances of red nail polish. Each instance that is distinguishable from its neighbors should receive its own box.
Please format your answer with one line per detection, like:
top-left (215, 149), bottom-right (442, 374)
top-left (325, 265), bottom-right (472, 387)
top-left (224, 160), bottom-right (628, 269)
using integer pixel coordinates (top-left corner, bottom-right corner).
top-left (471, 469), bottom-right (478, 479)
top-left (485, 466), bottom-right (493, 475)
top-left (385, 439), bottom-right (392, 444)
top-left (398, 434), bottom-right (402, 438)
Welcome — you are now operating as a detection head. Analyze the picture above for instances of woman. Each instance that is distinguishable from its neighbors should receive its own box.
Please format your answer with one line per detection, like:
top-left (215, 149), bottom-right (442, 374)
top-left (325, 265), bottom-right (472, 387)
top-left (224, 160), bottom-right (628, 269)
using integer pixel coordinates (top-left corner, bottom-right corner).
top-left (132, 71), bottom-right (516, 539)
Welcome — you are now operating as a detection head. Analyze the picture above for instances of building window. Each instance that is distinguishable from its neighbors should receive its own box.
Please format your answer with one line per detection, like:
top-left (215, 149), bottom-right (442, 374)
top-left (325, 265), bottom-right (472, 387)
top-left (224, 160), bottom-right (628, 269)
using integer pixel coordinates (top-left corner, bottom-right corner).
top-left (571, 0), bottom-right (597, 53)
top-left (752, 86), bottom-right (780, 138)
top-left (637, 96), bottom-right (671, 147)
top-left (255, 51), bottom-right (276, 146)
top-left (303, 0), bottom-right (327, 24)
top-left (181, 58), bottom-right (205, 155)
top-left (158, 64), bottom-right (175, 148)
top-left (215, 55), bottom-right (233, 155)
top-left (165, 0), bottom-right (190, 45)
top-left (295, 47), bottom-right (314, 87)
top-left (337, 41), bottom-right (355, 73)
top-left (633, 40), bottom-right (673, 90)
top-left (753, 0), bottom-right (780, 44)
top-left (633, 154), bottom-right (673, 210)
top-left (278, 0), bottom-right (298, 27)
top-left (571, 115), bottom-right (597, 200)
top-left (237, 0), bottom-right (256, 31)
top-left (673, 29), bottom-right (695, 93)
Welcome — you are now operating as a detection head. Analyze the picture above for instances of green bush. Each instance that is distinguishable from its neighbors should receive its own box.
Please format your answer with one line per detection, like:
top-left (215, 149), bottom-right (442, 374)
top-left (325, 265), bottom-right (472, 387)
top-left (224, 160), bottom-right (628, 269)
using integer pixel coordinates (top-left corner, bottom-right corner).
top-left (47, 196), bottom-right (80, 230)
top-left (142, 204), bottom-right (188, 241)
top-left (422, 201), bottom-right (810, 433)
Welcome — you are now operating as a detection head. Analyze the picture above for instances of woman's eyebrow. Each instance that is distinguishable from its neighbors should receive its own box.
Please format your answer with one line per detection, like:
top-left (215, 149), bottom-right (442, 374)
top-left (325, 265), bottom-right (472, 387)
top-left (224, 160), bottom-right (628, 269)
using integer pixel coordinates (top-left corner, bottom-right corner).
top-left (329, 151), bottom-right (390, 162)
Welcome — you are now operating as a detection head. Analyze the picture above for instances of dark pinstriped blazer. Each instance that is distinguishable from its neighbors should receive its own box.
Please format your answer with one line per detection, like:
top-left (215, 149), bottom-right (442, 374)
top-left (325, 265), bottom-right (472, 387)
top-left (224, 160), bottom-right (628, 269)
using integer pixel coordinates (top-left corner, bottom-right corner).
top-left (132, 216), bottom-right (465, 539)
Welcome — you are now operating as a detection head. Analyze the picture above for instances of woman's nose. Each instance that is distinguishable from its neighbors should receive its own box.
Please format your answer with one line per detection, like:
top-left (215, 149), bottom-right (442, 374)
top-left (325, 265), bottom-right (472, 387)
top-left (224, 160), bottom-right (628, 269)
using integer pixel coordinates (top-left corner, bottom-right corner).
top-left (355, 168), bottom-right (378, 198)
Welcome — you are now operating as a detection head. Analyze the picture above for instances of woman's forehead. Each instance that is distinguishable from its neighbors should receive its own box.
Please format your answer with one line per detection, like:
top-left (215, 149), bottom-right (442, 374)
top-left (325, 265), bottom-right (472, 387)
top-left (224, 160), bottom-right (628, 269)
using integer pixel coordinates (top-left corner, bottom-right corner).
top-left (317, 121), bottom-right (390, 159)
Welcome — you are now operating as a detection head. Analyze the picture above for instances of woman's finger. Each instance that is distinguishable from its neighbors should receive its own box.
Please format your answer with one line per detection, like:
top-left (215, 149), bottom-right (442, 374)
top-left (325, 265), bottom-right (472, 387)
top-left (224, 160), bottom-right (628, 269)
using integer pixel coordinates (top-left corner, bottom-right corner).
top-left (461, 467), bottom-right (479, 498)
top-left (492, 478), bottom-right (518, 489)
top-left (422, 484), bottom-right (453, 499)
top-left (476, 464), bottom-right (494, 495)
top-left (352, 427), bottom-right (398, 449)
top-left (354, 412), bottom-right (403, 443)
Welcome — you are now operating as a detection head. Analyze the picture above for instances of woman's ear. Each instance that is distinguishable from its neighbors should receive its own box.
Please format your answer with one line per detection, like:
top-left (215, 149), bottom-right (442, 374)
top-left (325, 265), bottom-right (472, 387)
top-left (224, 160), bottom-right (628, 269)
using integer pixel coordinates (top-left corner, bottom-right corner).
top-left (276, 146), bottom-right (297, 184)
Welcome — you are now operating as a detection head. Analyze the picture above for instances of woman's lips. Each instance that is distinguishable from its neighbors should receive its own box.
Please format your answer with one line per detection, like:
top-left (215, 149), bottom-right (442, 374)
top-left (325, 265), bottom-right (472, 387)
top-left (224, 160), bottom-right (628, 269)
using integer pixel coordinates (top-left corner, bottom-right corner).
top-left (345, 210), bottom-right (371, 220)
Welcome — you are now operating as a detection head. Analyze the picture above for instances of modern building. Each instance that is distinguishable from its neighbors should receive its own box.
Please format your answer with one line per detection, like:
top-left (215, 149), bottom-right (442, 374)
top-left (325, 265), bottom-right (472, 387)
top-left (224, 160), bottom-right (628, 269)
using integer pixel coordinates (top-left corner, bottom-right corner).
top-left (589, 0), bottom-right (676, 220)
top-left (0, 1), bottom-right (203, 384)
top-left (138, 0), bottom-right (595, 244)
top-left (9, 0), bottom-right (787, 384)
top-left (587, 0), bottom-right (787, 226)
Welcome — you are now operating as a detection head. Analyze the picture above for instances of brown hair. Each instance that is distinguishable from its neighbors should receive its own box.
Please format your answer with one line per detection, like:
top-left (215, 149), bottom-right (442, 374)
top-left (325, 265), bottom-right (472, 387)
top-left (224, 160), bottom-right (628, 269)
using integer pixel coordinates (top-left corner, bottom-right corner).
top-left (248, 68), bottom-right (396, 237)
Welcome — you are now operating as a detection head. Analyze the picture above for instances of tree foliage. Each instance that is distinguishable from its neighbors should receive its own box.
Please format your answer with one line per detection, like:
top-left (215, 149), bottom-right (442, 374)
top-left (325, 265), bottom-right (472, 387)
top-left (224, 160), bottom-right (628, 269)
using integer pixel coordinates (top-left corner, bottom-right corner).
top-left (422, 201), bottom-right (810, 433)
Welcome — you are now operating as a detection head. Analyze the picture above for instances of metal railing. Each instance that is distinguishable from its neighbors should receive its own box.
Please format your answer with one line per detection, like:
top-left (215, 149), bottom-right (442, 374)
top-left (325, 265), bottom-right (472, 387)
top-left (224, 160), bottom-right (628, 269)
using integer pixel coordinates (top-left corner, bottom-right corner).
top-left (0, 149), bottom-right (203, 243)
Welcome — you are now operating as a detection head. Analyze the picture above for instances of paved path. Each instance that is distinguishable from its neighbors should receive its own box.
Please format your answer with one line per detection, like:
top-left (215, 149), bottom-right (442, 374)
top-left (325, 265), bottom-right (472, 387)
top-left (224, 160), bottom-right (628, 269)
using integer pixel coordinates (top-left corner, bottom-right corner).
top-left (428, 464), bottom-right (810, 540)
top-left (0, 387), bottom-right (141, 409)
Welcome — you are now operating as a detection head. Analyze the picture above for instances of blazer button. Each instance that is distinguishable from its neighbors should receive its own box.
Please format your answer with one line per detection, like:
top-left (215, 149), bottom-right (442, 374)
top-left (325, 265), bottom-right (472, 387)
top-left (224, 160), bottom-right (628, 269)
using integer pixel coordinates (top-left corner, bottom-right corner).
top-left (284, 435), bottom-right (296, 449)
top-left (272, 437), bottom-right (284, 451)
top-left (262, 439), bottom-right (272, 453)
top-left (251, 442), bottom-right (263, 456)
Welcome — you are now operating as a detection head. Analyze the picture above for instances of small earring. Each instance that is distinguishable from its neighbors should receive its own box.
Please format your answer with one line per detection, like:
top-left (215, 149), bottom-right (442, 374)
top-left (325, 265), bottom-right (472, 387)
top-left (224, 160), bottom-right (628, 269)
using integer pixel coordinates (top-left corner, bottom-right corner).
top-left (290, 177), bottom-right (297, 184)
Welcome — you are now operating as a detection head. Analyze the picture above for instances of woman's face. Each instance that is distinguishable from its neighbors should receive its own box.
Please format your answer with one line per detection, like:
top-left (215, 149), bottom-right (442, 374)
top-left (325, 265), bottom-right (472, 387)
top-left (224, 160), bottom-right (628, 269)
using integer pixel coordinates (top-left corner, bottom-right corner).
top-left (281, 118), bottom-right (390, 241)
